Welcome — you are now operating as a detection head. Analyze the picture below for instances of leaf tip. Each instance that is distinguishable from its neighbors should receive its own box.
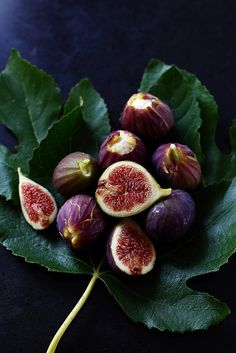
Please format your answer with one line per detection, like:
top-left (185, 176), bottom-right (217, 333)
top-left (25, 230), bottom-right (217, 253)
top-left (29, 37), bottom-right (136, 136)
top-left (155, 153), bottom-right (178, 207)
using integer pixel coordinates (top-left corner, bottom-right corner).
top-left (10, 48), bottom-right (20, 57)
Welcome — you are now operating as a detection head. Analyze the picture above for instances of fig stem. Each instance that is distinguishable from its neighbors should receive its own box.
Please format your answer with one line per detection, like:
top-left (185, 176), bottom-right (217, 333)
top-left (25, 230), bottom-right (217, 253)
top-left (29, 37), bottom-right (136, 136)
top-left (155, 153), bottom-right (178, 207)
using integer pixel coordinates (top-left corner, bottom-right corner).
top-left (169, 144), bottom-right (180, 164)
top-left (46, 264), bottom-right (102, 353)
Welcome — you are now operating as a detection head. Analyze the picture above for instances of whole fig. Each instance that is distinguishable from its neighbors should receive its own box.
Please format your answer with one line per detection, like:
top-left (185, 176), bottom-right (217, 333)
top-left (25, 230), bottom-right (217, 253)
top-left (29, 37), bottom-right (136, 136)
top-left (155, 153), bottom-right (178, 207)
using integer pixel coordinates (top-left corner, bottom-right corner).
top-left (53, 152), bottom-right (97, 197)
top-left (120, 92), bottom-right (174, 141)
top-left (98, 130), bottom-right (148, 170)
top-left (145, 189), bottom-right (196, 246)
top-left (152, 143), bottom-right (202, 190)
top-left (57, 195), bottom-right (107, 249)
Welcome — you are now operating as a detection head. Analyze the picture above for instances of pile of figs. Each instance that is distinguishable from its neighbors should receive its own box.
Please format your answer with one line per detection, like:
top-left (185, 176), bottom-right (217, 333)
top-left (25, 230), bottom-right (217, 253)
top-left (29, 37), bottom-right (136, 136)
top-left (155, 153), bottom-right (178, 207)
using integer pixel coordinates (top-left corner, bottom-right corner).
top-left (18, 92), bottom-right (201, 276)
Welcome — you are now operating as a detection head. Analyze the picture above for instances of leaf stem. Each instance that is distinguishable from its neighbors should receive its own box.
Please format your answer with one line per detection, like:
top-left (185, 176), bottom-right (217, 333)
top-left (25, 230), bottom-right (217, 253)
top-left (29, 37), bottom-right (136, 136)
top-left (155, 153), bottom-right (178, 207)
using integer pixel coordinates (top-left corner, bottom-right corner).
top-left (46, 268), bottom-right (100, 353)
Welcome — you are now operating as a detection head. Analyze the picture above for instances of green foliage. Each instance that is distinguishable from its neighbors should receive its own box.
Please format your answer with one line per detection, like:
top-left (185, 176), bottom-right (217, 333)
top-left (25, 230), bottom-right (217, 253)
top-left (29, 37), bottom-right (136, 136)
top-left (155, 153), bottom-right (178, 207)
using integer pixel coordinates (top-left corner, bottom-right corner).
top-left (0, 51), bottom-right (235, 333)
top-left (64, 78), bottom-right (111, 146)
top-left (0, 50), bottom-right (61, 202)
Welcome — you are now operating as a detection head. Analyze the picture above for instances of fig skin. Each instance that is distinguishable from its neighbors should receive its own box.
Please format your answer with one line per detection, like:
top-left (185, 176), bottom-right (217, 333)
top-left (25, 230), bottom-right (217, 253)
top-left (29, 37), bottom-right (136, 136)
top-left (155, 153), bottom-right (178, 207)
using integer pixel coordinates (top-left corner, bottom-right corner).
top-left (106, 218), bottom-right (156, 276)
top-left (56, 194), bottom-right (107, 249)
top-left (152, 143), bottom-right (202, 190)
top-left (52, 152), bottom-right (97, 197)
top-left (120, 92), bottom-right (174, 141)
top-left (95, 161), bottom-right (171, 218)
top-left (145, 189), bottom-right (196, 246)
top-left (18, 168), bottom-right (57, 230)
top-left (98, 130), bottom-right (148, 170)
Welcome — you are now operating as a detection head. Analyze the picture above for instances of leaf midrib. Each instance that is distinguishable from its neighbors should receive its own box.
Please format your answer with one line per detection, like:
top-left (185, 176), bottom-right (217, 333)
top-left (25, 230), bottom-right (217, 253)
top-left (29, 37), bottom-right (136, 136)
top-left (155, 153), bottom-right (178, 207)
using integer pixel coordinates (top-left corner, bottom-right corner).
top-left (21, 80), bottom-right (40, 145)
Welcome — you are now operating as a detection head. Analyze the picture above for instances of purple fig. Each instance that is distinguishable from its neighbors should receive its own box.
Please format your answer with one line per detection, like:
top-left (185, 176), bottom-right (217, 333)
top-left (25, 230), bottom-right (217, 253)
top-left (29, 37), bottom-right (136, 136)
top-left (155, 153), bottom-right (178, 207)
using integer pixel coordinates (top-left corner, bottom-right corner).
top-left (120, 92), bottom-right (174, 141)
top-left (57, 195), bottom-right (107, 249)
top-left (107, 218), bottom-right (156, 276)
top-left (145, 189), bottom-right (196, 246)
top-left (152, 143), bottom-right (202, 190)
top-left (53, 152), bottom-right (97, 197)
top-left (18, 168), bottom-right (57, 230)
top-left (98, 130), bottom-right (148, 170)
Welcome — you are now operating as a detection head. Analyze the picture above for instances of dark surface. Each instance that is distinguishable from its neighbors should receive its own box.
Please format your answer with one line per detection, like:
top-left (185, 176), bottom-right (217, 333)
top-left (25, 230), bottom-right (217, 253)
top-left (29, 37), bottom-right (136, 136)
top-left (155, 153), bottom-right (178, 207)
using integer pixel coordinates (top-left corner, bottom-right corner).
top-left (0, 1), bottom-right (236, 352)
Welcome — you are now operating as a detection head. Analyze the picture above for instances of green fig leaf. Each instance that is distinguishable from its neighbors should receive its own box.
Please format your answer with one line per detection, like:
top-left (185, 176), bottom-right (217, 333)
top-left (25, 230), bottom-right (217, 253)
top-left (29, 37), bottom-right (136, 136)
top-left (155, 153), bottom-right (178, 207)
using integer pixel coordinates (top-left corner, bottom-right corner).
top-left (182, 73), bottom-right (236, 185)
top-left (0, 52), bottom-right (110, 276)
top-left (0, 51), bottom-right (236, 333)
top-left (0, 79), bottom-right (110, 272)
top-left (0, 49), bottom-right (62, 202)
top-left (64, 78), bottom-right (111, 145)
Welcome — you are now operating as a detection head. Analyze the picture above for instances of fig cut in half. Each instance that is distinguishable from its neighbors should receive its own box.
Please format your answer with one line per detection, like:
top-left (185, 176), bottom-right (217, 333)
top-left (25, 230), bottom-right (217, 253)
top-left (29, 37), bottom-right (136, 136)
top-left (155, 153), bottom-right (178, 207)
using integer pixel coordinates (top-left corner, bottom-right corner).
top-left (18, 168), bottom-right (57, 230)
top-left (95, 161), bottom-right (171, 217)
top-left (107, 218), bottom-right (156, 276)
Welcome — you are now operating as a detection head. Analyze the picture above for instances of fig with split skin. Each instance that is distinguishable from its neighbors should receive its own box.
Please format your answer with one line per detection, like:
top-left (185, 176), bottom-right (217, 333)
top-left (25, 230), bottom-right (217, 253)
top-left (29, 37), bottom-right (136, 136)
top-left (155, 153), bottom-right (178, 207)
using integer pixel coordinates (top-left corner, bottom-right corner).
top-left (145, 189), bottom-right (196, 246)
top-left (152, 143), bottom-right (202, 190)
top-left (120, 92), bottom-right (174, 141)
top-left (107, 218), bottom-right (156, 276)
top-left (18, 168), bottom-right (57, 230)
top-left (52, 152), bottom-right (97, 197)
top-left (56, 194), bottom-right (107, 249)
top-left (95, 160), bottom-right (171, 217)
top-left (98, 129), bottom-right (148, 170)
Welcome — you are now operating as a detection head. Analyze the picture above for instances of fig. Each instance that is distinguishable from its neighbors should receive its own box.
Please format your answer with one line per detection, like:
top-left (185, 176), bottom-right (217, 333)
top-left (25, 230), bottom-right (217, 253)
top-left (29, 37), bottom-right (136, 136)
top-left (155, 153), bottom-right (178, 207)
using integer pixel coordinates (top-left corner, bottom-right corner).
top-left (56, 194), bottom-right (107, 249)
top-left (52, 152), bottom-right (97, 197)
top-left (145, 189), bottom-right (196, 246)
top-left (120, 92), bottom-right (174, 141)
top-left (18, 168), bottom-right (57, 230)
top-left (152, 143), bottom-right (202, 190)
top-left (107, 218), bottom-right (156, 276)
top-left (98, 130), bottom-right (148, 170)
top-left (95, 161), bottom-right (171, 217)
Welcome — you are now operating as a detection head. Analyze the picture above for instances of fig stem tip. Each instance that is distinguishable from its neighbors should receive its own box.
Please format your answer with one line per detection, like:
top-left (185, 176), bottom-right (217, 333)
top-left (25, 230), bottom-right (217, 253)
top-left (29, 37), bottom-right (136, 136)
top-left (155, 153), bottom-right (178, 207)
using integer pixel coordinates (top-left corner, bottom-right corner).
top-left (169, 144), bottom-right (180, 163)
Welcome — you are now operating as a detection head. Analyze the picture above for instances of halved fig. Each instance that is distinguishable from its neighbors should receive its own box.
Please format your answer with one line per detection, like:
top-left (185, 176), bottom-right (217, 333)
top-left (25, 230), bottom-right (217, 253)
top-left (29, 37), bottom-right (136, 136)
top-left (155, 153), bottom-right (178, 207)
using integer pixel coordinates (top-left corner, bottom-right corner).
top-left (18, 168), bottom-right (57, 230)
top-left (95, 161), bottom-right (171, 217)
top-left (107, 218), bottom-right (156, 276)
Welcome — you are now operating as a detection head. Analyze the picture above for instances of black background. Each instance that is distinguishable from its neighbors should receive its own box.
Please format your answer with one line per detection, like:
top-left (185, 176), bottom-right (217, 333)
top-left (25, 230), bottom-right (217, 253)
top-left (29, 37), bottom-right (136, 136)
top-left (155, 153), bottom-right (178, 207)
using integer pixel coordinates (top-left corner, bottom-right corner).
top-left (0, 1), bottom-right (236, 352)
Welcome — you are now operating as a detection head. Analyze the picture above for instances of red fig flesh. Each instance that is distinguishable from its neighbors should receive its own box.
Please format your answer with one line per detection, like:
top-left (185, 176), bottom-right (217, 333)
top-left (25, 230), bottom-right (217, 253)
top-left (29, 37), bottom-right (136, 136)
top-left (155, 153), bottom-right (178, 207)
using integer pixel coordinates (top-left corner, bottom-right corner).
top-left (107, 219), bottom-right (156, 276)
top-left (95, 161), bottom-right (171, 217)
top-left (18, 168), bottom-right (57, 230)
